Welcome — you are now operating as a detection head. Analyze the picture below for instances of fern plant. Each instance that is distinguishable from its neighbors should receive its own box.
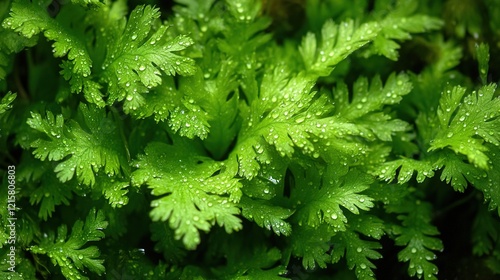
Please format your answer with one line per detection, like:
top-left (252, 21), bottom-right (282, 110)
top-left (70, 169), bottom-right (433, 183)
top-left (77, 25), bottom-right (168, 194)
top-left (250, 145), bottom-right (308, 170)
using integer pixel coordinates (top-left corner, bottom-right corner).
top-left (1, 0), bottom-right (500, 279)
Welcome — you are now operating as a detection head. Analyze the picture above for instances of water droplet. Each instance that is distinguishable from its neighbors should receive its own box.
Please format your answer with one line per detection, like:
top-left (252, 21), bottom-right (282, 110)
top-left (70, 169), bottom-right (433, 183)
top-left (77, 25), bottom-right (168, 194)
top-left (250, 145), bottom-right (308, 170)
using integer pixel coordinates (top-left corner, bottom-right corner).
top-left (331, 214), bottom-right (338, 220)
top-left (139, 65), bottom-right (146, 71)
top-left (295, 117), bottom-right (305, 123)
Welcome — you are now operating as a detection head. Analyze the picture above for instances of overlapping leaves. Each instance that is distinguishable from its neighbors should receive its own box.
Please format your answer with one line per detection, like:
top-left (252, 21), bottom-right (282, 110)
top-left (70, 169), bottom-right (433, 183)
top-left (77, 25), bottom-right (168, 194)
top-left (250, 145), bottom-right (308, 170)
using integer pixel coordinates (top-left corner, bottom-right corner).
top-left (100, 5), bottom-right (196, 112)
top-left (29, 209), bottom-right (108, 280)
top-left (27, 103), bottom-right (129, 186)
top-left (131, 139), bottom-right (242, 249)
